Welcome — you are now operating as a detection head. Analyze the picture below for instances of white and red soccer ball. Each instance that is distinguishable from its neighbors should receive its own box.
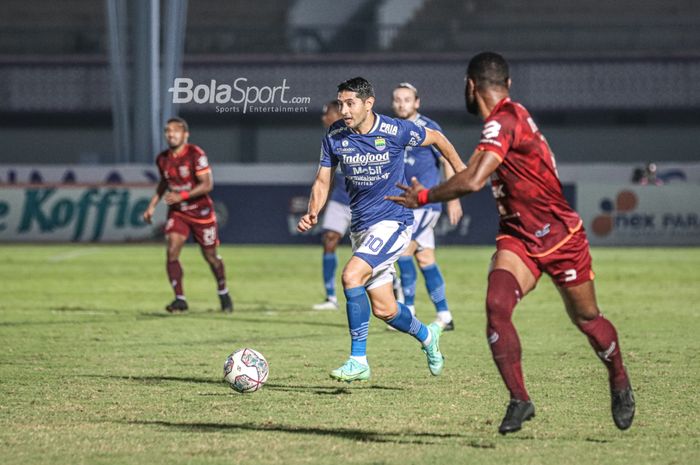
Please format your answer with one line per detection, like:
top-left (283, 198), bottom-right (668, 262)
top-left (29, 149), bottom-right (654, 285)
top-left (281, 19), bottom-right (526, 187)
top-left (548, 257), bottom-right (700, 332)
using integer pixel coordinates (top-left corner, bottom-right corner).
top-left (223, 348), bottom-right (269, 393)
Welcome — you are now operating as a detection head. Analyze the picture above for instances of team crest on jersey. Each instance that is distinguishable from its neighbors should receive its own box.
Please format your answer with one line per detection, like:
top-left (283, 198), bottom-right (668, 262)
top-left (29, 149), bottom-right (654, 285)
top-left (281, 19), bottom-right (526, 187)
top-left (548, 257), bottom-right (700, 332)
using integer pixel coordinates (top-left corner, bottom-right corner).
top-left (374, 137), bottom-right (386, 151)
top-left (179, 165), bottom-right (190, 178)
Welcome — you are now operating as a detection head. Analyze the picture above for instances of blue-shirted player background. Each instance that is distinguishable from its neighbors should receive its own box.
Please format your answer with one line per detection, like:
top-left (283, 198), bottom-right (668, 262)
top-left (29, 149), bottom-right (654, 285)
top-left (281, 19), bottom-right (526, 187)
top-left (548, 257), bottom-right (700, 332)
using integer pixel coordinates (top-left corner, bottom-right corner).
top-left (313, 101), bottom-right (352, 311)
top-left (297, 77), bottom-right (465, 382)
top-left (391, 83), bottom-right (463, 331)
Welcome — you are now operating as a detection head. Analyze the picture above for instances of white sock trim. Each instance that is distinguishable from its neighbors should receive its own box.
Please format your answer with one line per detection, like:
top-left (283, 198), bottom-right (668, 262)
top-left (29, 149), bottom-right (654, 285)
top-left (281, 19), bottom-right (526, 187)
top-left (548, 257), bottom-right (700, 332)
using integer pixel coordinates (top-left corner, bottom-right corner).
top-left (421, 330), bottom-right (432, 347)
top-left (350, 355), bottom-right (368, 365)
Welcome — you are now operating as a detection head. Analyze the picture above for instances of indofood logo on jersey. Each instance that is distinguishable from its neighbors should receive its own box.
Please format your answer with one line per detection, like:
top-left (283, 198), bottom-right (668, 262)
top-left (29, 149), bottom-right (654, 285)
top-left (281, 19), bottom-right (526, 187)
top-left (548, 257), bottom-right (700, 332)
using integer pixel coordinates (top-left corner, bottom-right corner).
top-left (343, 152), bottom-right (390, 166)
top-left (590, 188), bottom-right (699, 240)
top-left (169, 77), bottom-right (311, 114)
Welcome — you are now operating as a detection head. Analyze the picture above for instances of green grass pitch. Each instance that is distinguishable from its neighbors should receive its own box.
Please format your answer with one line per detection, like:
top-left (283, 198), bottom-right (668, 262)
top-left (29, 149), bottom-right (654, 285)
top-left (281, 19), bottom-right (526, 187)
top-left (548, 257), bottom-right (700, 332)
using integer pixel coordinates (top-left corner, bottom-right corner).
top-left (1, 244), bottom-right (698, 465)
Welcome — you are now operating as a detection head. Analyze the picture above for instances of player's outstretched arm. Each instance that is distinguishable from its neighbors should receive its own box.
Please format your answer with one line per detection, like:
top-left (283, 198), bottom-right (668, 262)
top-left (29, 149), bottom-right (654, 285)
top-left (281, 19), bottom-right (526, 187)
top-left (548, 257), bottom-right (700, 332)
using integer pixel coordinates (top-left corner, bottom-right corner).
top-left (440, 156), bottom-right (463, 225)
top-left (422, 128), bottom-right (467, 174)
top-left (387, 150), bottom-right (501, 208)
top-left (143, 178), bottom-right (168, 224)
top-left (297, 166), bottom-right (333, 232)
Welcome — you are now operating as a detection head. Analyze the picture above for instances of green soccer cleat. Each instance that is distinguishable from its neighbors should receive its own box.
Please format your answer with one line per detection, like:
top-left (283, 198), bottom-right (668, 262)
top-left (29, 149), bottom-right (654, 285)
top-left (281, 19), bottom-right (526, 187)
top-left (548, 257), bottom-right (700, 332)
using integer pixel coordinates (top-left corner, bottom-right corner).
top-left (422, 323), bottom-right (444, 376)
top-left (329, 358), bottom-right (371, 383)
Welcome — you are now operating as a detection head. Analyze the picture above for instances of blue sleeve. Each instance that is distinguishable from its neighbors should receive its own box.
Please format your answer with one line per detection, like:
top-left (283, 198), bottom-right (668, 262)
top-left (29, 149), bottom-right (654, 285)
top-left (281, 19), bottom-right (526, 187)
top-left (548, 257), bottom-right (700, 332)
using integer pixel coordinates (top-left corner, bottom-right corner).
top-left (396, 119), bottom-right (426, 148)
top-left (426, 120), bottom-right (444, 160)
top-left (318, 135), bottom-right (338, 167)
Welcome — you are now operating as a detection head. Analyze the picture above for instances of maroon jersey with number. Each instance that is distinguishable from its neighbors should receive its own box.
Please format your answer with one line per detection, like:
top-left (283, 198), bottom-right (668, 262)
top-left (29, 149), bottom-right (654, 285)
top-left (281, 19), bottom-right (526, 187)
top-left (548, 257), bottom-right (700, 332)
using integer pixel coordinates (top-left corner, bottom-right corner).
top-left (155, 144), bottom-right (215, 222)
top-left (475, 98), bottom-right (582, 257)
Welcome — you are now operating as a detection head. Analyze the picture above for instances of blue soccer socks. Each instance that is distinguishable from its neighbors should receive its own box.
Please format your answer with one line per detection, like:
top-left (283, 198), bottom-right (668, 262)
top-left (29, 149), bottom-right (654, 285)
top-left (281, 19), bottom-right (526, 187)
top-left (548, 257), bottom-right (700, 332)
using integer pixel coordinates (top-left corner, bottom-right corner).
top-left (323, 253), bottom-right (338, 299)
top-left (421, 264), bottom-right (449, 313)
top-left (344, 286), bottom-right (371, 357)
top-left (397, 256), bottom-right (417, 306)
top-left (387, 301), bottom-right (430, 345)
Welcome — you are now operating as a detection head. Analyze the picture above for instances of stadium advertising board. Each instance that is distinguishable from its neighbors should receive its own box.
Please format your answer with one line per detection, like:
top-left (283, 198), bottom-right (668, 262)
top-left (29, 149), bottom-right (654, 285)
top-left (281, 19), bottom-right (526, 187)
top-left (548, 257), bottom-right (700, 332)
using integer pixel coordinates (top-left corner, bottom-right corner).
top-left (0, 184), bottom-right (581, 245)
top-left (0, 186), bottom-right (166, 242)
top-left (578, 184), bottom-right (700, 246)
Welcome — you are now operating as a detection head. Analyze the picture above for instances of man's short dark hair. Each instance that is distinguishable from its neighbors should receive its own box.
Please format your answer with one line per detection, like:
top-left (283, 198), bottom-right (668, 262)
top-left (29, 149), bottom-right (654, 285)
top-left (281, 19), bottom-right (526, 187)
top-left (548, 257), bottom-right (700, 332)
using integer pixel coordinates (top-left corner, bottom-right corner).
top-left (337, 77), bottom-right (375, 100)
top-left (467, 52), bottom-right (509, 90)
top-left (166, 117), bottom-right (189, 132)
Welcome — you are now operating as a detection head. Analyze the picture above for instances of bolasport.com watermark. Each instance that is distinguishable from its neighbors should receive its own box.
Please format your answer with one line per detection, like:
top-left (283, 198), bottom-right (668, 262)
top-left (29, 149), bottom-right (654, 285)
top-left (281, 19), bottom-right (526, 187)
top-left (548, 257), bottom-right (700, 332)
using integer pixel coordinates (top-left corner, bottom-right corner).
top-left (168, 77), bottom-right (311, 114)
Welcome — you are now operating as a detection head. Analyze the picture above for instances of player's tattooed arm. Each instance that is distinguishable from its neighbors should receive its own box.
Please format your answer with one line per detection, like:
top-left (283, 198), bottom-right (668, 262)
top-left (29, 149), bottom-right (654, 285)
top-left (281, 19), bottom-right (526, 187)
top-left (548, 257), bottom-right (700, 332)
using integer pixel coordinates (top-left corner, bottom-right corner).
top-left (422, 128), bottom-right (467, 174)
top-left (143, 178), bottom-right (168, 224)
top-left (297, 166), bottom-right (333, 232)
top-left (387, 150), bottom-right (501, 208)
top-left (164, 171), bottom-right (213, 205)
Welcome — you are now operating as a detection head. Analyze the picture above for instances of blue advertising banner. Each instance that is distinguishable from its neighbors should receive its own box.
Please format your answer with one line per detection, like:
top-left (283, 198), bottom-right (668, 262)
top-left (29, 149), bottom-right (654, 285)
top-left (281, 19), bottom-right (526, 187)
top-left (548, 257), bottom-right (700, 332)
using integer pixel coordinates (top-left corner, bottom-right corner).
top-left (210, 184), bottom-right (576, 245)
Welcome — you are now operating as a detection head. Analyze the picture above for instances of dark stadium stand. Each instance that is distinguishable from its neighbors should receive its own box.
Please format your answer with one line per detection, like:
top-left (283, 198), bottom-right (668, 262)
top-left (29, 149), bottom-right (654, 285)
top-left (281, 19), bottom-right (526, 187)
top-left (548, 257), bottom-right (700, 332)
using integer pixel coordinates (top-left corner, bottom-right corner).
top-left (1, 0), bottom-right (698, 56)
top-left (390, 0), bottom-right (700, 54)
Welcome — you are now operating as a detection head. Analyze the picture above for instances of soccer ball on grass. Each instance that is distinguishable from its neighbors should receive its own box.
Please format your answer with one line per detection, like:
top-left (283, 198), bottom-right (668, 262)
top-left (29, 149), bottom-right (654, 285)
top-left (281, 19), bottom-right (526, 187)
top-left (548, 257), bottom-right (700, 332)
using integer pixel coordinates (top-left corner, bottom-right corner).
top-left (223, 348), bottom-right (269, 393)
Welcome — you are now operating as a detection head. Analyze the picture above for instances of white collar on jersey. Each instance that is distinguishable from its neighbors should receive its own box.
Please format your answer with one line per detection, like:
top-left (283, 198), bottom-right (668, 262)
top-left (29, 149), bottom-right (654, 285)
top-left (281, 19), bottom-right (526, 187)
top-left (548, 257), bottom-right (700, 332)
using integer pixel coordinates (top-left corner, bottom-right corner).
top-left (350, 112), bottom-right (381, 135)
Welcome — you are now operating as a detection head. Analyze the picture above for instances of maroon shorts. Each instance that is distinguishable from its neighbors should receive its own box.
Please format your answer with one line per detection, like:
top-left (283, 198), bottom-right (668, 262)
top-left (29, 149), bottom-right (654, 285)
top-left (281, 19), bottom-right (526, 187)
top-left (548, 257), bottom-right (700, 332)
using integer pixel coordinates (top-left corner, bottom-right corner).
top-left (496, 230), bottom-right (595, 288)
top-left (165, 212), bottom-right (219, 249)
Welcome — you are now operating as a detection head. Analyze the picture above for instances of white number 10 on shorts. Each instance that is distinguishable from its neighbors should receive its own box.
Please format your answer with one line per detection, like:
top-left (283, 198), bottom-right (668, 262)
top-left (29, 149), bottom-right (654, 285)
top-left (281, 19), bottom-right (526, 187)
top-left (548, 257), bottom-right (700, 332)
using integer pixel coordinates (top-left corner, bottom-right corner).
top-left (350, 220), bottom-right (412, 289)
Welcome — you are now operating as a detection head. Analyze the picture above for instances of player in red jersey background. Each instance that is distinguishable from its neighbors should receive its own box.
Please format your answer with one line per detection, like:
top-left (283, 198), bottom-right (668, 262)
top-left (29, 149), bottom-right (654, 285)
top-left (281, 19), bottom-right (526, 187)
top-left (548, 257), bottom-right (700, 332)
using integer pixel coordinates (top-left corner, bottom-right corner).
top-left (143, 117), bottom-right (233, 314)
top-left (388, 52), bottom-right (635, 434)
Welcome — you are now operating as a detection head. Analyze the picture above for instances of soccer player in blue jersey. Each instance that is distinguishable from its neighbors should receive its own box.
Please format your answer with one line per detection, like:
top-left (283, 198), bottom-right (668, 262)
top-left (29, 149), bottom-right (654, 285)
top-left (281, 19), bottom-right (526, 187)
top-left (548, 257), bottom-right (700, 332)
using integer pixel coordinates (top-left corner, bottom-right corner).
top-left (298, 77), bottom-right (466, 382)
top-left (313, 101), bottom-right (352, 311)
top-left (392, 83), bottom-right (462, 331)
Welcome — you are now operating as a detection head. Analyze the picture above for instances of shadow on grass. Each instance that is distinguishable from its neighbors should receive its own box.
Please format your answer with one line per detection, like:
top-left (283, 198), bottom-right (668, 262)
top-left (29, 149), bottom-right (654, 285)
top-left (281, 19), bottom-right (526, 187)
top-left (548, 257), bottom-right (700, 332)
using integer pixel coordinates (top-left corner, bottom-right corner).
top-left (127, 419), bottom-right (468, 445)
top-left (80, 375), bottom-right (404, 395)
top-left (136, 312), bottom-right (347, 329)
top-left (0, 318), bottom-right (109, 327)
top-left (264, 382), bottom-right (405, 395)
top-left (82, 374), bottom-right (224, 385)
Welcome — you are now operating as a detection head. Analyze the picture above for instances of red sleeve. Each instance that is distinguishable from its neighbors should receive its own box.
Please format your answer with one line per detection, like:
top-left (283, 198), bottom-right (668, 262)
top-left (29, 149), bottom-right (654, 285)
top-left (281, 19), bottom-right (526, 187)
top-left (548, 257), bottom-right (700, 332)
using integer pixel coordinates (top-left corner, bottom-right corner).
top-left (192, 146), bottom-right (211, 176)
top-left (475, 111), bottom-right (517, 163)
top-left (155, 154), bottom-right (165, 179)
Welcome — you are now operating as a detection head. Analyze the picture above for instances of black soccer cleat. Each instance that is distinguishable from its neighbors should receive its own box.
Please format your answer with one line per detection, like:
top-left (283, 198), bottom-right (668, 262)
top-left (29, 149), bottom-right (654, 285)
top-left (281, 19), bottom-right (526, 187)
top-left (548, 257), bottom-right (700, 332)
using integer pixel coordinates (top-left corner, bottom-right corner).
top-left (165, 298), bottom-right (188, 314)
top-left (499, 399), bottom-right (536, 435)
top-left (443, 320), bottom-right (455, 332)
top-left (219, 293), bottom-right (234, 314)
top-left (611, 384), bottom-right (635, 430)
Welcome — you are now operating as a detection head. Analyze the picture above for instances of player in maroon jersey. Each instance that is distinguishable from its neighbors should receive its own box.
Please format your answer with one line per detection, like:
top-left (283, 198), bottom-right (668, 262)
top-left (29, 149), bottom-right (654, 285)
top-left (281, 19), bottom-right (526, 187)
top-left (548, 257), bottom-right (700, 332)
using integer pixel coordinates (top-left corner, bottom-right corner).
top-left (143, 117), bottom-right (233, 314)
top-left (388, 52), bottom-right (635, 434)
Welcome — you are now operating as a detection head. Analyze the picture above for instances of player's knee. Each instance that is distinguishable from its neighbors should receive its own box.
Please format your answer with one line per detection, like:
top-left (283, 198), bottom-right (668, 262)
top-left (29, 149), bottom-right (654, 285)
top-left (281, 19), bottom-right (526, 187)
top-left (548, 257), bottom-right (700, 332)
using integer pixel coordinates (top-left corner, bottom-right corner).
top-left (341, 268), bottom-right (364, 288)
top-left (323, 232), bottom-right (340, 253)
top-left (571, 305), bottom-right (600, 326)
top-left (371, 302), bottom-right (397, 320)
top-left (167, 248), bottom-right (180, 262)
top-left (202, 251), bottom-right (218, 266)
top-left (485, 269), bottom-right (521, 326)
top-left (485, 291), bottom-right (510, 327)
top-left (415, 249), bottom-right (435, 268)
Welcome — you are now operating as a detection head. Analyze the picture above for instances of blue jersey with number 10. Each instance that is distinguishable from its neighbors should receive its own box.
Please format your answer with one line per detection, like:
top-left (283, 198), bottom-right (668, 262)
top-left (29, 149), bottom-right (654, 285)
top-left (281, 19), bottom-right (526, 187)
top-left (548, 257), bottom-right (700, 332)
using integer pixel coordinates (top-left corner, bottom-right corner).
top-left (319, 112), bottom-right (427, 232)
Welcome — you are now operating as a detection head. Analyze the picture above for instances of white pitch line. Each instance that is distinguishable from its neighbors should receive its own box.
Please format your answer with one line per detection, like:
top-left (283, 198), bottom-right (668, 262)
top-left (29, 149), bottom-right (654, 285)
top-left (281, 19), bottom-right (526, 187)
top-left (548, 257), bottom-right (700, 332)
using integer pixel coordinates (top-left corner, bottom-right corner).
top-left (48, 247), bottom-right (102, 262)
